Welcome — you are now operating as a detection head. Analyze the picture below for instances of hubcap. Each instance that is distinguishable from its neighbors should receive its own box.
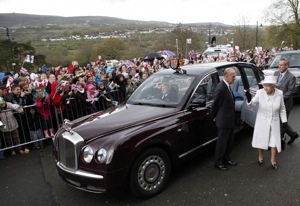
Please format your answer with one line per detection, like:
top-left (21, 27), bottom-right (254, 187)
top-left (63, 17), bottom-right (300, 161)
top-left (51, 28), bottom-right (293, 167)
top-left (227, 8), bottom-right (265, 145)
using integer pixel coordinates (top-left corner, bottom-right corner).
top-left (137, 155), bottom-right (165, 191)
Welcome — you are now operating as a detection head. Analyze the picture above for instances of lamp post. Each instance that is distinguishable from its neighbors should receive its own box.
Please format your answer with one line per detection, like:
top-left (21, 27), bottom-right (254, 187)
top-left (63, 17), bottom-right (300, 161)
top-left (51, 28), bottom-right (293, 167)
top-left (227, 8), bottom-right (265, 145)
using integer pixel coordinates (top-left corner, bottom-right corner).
top-left (208, 24), bottom-right (211, 46)
top-left (255, 21), bottom-right (262, 48)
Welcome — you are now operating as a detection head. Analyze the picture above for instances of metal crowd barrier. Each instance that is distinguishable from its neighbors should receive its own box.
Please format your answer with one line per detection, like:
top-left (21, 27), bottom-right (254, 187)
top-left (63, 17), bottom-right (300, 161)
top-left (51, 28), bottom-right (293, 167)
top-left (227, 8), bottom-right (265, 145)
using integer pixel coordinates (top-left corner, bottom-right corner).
top-left (0, 89), bottom-right (127, 153)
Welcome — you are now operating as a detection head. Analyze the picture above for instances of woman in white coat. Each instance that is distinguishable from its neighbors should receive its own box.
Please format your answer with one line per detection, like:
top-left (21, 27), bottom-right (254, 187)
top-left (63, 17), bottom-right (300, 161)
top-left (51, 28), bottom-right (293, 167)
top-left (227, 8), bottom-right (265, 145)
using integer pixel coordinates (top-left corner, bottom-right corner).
top-left (247, 76), bottom-right (287, 171)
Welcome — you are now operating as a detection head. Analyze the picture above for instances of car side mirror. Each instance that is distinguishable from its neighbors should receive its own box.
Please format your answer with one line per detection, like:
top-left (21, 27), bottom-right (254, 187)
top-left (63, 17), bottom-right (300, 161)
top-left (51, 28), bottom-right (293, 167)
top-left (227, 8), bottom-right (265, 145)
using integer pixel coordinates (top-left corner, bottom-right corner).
top-left (264, 64), bottom-right (270, 69)
top-left (189, 98), bottom-right (206, 108)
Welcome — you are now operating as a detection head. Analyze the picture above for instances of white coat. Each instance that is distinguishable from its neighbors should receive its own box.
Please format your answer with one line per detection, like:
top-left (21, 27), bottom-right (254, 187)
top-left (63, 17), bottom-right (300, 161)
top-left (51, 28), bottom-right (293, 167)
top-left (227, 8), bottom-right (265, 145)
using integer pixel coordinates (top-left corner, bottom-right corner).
top-left (247, 88), bottom-right (287, 153)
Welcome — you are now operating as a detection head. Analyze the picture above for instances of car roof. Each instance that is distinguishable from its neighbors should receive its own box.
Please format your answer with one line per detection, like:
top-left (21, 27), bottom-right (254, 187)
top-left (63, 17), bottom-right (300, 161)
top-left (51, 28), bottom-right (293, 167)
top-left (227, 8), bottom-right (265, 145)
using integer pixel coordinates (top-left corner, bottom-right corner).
top-left (158, 62), bottom-right (246, 76)
top-left (276, 50), bottom-right (300, 55)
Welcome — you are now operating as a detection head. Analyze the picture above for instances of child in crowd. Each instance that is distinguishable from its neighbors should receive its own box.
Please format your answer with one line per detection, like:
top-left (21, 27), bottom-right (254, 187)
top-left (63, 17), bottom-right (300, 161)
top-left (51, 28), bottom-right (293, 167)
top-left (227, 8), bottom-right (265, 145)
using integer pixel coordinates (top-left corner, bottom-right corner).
top-left (86, 83), bottom-right (99, 113)
top-left (35, 83), bottom-right (54, 138)
top-left (0, 97), bottom-right (29, 156)
top-left (27, 107), bottom-right (44, 149)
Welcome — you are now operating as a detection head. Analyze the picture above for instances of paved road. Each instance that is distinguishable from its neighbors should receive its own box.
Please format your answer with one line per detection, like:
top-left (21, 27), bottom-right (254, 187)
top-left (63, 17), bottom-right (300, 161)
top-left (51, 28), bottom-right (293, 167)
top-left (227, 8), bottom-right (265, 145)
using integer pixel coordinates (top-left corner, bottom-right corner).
top-left (1, 105), bottom-right (300, 206)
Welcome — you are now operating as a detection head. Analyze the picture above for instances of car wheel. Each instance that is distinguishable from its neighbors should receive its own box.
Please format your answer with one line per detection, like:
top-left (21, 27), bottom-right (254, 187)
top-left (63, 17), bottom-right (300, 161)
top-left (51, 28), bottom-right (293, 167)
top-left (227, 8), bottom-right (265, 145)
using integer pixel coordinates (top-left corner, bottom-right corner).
top-left (129, 148), bottom-right (171, 198)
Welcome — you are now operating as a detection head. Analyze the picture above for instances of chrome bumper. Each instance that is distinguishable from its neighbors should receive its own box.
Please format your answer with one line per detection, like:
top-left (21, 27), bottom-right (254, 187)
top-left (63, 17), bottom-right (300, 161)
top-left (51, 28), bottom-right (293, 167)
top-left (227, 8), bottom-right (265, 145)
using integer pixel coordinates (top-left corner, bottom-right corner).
top-left (57, 162), bottom-right (103, 179)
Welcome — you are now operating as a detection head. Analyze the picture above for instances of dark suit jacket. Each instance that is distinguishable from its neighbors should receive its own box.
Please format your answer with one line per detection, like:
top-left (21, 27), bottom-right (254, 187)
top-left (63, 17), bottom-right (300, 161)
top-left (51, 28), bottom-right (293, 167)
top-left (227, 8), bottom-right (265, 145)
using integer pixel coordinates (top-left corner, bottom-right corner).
top-left (275, 70), bottom-right (295, 112)
top-left (211, 80), bottom-right (235, 128)
top-left (161, 93), bottom-right (177, 102)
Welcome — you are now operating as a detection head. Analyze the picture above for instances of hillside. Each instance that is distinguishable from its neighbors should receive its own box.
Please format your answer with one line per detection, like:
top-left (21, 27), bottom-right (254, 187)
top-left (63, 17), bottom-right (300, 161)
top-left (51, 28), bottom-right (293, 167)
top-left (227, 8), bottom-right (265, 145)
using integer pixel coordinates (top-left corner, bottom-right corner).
top-left (0, 13), bottom-right (172, 28)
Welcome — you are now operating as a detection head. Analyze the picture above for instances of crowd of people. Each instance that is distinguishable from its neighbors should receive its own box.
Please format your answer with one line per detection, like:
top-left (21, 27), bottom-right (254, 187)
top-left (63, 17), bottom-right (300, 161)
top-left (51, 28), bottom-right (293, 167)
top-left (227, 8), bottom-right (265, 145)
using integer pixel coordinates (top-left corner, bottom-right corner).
top-left (0, 46), bottom-right (296, 161)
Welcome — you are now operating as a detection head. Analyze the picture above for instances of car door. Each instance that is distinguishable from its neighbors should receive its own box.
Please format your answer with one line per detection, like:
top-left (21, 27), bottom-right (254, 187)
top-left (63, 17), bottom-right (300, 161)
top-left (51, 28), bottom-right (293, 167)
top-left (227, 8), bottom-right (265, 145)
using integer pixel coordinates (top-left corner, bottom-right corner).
top-left (182, 72), bottom-right (219, 156)
top-left (238, 64), bottom-right (264, 128)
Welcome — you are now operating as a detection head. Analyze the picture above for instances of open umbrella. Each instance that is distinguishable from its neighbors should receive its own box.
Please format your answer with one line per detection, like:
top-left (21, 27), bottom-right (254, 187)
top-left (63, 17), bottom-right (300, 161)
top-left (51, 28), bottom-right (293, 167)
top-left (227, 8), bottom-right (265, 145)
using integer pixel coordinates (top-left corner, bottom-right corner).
top-left (158, 50), bottom-right (176, 57)
top-left (144, 52), bottom-right (164, 61)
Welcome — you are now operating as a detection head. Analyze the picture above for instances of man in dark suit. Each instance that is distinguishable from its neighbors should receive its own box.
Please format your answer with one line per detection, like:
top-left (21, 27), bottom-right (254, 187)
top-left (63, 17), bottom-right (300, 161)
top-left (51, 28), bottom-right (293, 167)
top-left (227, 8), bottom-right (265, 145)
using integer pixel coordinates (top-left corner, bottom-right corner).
top-left (276, 58), bottom-right (299, 144)
top-left (211, 67), bottom-right (238, 171)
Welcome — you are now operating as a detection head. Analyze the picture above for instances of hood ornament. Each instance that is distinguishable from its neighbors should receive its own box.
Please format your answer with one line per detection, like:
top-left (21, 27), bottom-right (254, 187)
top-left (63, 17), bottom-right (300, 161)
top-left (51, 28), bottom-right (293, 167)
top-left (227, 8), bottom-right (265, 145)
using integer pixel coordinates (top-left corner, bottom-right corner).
top-left (63, 119), bottom-right (73, 133)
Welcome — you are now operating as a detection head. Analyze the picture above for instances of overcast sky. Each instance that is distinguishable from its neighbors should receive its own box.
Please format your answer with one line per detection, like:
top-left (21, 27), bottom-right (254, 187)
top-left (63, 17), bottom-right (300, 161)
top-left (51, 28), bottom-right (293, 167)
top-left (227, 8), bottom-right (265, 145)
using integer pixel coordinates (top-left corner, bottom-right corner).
top-left (0, 0), bottom-right (272, 25)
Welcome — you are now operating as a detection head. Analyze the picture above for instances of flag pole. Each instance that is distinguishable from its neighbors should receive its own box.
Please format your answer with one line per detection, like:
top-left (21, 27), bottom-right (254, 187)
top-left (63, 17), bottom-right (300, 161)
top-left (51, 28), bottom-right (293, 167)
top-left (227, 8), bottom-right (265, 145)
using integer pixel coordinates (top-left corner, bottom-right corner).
top-left (22, 54), bottom-right (29, 69)
top-left (21, 59), bottom-right (26, 69)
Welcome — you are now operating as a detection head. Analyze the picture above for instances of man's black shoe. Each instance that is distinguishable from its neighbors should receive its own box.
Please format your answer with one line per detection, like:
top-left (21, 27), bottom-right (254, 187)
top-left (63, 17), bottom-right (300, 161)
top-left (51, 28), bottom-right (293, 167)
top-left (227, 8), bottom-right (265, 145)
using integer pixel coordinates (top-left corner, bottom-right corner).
top-left (214, 164), bottom-right (228, 171)
top-left (225, 160), bottom-right (238, 166)
top-left (288, 133), bottom-right (299, 144)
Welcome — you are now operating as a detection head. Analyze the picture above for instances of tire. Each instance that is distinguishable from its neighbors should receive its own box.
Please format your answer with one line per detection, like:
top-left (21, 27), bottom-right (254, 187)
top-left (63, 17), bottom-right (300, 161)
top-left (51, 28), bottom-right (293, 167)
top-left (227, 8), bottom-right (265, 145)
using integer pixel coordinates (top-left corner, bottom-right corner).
top-left (129, 148), bottom-right (171, 199)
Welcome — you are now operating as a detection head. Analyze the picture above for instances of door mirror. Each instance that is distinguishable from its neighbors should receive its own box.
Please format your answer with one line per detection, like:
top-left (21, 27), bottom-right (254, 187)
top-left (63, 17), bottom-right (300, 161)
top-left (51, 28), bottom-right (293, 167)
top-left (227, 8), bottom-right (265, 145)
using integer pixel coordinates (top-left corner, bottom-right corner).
top-left (189, 97), bottom-right (206, 108)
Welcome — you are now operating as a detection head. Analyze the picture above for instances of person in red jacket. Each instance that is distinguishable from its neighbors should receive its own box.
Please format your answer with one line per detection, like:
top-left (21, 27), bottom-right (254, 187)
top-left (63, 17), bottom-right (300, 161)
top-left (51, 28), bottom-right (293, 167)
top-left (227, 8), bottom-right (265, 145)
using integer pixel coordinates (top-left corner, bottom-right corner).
top-left (67, 61), bottom-right (79, 75)
top-left (35, 83), bottom-right (54, 138)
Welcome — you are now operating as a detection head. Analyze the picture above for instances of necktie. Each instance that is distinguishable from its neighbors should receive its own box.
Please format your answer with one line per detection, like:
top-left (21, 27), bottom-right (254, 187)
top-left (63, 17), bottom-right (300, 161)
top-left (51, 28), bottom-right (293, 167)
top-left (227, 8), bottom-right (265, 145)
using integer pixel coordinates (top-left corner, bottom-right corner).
top-left (228, 86), bottom-right (233, 99)
top-left (277, 73), bottom-right (283, 83)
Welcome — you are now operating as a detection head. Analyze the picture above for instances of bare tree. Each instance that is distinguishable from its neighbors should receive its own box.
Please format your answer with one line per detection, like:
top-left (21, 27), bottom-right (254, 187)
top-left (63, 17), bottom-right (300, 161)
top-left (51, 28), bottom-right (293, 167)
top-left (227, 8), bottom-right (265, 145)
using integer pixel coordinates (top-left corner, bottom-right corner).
top-left (264, 0), bottom-right (300, 49)
top-left (233, 16), bottom-right (253, 50)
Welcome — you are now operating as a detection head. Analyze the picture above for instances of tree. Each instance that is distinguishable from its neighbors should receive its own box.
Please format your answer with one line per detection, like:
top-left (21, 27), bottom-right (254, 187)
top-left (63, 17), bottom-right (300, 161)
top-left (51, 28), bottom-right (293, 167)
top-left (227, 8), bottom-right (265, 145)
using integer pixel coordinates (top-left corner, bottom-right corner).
top-left (233, 16), bottom-right (254, 50)
top-left (97, 38), bottom-right (126, 60)
top-left (265, 0), bottom-right (300, 49)
top-left (0, 40), bottom-right (46, 73)
top-left (167, 24), bottom-right (205, 58)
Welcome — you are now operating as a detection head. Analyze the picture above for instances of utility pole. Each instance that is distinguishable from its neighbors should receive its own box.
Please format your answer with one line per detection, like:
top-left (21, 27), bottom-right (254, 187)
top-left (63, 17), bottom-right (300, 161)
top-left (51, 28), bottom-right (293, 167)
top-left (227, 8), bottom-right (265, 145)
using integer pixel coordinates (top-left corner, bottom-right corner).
top-left (6, 27), bottom-right (11, 40)
top-left (255, 21), bottom-right (258, 48)
top-left (208, 24), bottom-right (211, 46)
top-left (255, 21), bottom-right (262, 48)
top-left (6, 27), bottom-right (15, 72)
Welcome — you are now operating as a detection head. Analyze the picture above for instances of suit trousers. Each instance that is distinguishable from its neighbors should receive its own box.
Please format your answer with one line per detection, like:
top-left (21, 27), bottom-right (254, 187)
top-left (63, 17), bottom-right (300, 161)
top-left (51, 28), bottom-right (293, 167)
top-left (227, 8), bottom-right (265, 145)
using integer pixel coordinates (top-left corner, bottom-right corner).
top-left (285, 111), bottom-right (298, 137)
top-left (214, 128), bottom-right (234, 165)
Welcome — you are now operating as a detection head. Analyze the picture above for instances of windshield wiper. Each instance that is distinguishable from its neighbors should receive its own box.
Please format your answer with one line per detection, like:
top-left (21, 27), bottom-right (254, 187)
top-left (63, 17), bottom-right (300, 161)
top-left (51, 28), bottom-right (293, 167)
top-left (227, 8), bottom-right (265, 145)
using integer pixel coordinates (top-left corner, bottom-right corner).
top-left (131, 102), bottom-right (174, 108)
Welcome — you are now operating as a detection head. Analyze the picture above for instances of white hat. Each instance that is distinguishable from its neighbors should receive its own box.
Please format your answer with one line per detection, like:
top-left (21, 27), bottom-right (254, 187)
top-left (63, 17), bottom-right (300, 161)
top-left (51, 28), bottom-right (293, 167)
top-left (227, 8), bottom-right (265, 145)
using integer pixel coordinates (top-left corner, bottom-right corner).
top-left (260, 76), bottom-right (277, 85)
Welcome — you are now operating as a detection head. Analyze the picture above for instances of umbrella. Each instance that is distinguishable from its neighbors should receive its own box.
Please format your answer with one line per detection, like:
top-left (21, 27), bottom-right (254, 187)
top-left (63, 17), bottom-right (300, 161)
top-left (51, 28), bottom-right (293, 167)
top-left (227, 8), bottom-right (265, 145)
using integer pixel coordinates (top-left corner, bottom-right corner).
top-left (144, 52), bottom-right (164, 61)
top-left (159, 50), bottom-right (176, 57)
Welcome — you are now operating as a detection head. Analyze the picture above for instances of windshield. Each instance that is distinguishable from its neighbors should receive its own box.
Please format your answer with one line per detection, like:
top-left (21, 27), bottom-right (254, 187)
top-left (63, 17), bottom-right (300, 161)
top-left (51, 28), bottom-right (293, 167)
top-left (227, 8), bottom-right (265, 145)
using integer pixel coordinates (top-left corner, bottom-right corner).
top-left (127, 73), bottom-right (195, 107)
top-left (270, 53), bottom-right (300, 68)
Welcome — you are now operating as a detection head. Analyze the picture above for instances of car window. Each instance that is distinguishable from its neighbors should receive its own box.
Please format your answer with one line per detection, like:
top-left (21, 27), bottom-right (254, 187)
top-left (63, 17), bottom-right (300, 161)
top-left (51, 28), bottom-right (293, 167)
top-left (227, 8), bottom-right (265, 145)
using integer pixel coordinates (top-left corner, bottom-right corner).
top-left (270, 53), bottom-right (300, 68)
top-left (244, 67), bottom-right (258, 88)
top-left (194, 73), bottom-right (219, 102)
top-left (128, 74), bottom-right (195, 106)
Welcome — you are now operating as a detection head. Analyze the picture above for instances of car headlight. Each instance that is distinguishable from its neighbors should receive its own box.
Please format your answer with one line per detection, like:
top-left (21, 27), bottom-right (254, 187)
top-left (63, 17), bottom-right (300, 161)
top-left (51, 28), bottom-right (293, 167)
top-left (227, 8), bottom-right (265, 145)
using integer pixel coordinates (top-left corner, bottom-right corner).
top-left (106, 149), bottom-right (114, 164)
top-left (96, 148), bottom-right (107, 163)
top-left (83, 146), bottom-right (94, 163)
top-left (295, 77), bottom-right (300, 85)
top-left (96, 148), bottom-right (114, 164)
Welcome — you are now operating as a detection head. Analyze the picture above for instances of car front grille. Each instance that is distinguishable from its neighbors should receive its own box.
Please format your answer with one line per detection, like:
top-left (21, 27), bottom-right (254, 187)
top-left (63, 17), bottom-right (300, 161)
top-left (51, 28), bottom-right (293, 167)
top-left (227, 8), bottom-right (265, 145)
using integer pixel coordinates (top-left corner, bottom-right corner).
top-left (58, 131), bottom-right (84, 171)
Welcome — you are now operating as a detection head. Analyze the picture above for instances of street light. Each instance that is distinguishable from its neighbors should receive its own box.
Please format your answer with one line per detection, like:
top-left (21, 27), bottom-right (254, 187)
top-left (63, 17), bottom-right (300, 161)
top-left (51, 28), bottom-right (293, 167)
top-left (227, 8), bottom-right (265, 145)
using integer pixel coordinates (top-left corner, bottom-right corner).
top-left (255, 21), bottom-right (262, 48)
top-left (208, 24), bottom-right (211, 46)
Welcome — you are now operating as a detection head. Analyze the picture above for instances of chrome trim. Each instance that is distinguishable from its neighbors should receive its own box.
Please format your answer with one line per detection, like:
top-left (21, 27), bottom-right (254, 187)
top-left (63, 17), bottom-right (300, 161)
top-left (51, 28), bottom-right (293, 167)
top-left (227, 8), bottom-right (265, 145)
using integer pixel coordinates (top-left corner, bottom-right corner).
top-left (57, 162), bottom-right (103, 180)
top-left (58, 131), bottom-right (84, 171)
top-left (179, 137), bottom-right (218, 159)
top-left (62, 131), bottom-right (83, 145)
